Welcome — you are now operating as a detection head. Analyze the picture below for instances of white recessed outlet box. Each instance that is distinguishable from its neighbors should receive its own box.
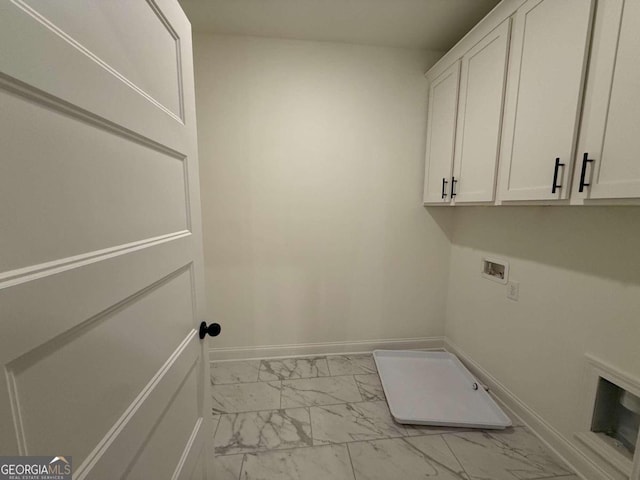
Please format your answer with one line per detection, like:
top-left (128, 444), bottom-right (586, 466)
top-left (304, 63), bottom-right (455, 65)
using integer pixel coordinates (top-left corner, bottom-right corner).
top-left (481, 257), bottom-right (509, 284)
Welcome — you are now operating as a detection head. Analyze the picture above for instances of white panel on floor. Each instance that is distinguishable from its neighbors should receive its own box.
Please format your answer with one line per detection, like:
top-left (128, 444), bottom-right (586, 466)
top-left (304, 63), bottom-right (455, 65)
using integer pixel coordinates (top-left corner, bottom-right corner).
top-left (373, 350), bottom-right (511, 429)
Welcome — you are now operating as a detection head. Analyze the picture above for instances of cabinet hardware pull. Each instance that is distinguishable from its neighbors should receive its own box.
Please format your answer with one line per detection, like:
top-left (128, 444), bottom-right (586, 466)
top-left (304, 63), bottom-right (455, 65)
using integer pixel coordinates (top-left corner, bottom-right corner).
top-left (578, 152), bottom-right (594, 192)
top-left (551, 157), bottom-right (565, 194)
top-left (451, 176), bottom-right (458, 197)
top-left (441, 178), bottom-right (449, 199)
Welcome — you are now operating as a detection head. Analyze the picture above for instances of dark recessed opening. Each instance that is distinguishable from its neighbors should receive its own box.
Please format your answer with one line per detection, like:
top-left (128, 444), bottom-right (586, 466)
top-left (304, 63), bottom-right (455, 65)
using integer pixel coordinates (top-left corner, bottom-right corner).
top-left (591, 377), bottom-right (640, 455)
top-left (483, 261), bottom-right (505, 280)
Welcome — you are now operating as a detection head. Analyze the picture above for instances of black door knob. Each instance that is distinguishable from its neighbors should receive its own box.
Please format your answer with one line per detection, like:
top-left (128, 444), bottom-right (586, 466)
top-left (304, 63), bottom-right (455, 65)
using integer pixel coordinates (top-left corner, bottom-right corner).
top-left (199, 321), bottom-right (221, 339)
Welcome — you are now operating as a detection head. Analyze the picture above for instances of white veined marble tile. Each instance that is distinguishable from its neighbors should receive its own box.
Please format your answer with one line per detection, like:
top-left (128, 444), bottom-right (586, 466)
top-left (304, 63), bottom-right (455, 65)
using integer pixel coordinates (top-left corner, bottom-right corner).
top-left (211, 381), bottom-right (281, 414)
top-left (210, 360), bottom-right (261, 384)
top-left (214, 408), bottom-right (312, 455)
top-left (327, 354), bottom-right (377, 376)
top-left (311, 400), bottom-right (407, 444)
top-left (259, 357), bottom-right (330, 381)
top-left (241, 445), bottom-right (354, 480)
top-left (212, 414), bottom-right (221, 436)
top-left (354, 373), bottom-right (385, 401)
top-left (442, 428), bottom-right (574, 480)
top-left (211, 454), bottom-right (243, 480)
top-left (348, 435), bottom-right (468, 480)
top-left (281, 375), bottom-right (363, 408)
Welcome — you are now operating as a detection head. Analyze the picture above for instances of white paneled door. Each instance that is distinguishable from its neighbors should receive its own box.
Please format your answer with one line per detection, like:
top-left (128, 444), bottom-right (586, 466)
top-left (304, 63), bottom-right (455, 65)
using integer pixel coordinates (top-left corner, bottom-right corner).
top-left (0, 1), bottom-right (213, 479)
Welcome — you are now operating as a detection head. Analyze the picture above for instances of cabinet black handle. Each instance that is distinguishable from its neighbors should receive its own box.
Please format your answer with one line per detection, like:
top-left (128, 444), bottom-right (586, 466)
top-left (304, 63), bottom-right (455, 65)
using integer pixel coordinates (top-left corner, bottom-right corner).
top-left (551, 157), bottom-right (565, 194)
top-left (579, 152), bottom-right (594, 192)
top-left (441, 178), bottom-right (448, 199)
top-left (451, 176), bottom-right (458, 197)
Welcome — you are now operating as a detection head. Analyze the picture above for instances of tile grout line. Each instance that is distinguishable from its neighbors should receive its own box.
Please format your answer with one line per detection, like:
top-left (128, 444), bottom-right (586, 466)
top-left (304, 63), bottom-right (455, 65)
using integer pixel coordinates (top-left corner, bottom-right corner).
top-left (441, 432), bottom-right (473, 480)
top-left (213, 398), bottom-right (390, 416)
top-left (281, 378), bottom-right (364, 409)
top-left (352, 375), bottom-right (365, 403)
top-left (308, 406), bottom-right (314, 450)
top-left (345, 443), bottom-right (358, 480)
top-left (216, 431), bottom-right (496, 459)
top-left (253, 361), bottom-right (261, 383)
top-left (211, 357), bottom-right (377, 385)
top-left (212, 413), bottom-right (223, 444)
top-left (213, 424), bottom-right (529, 458)
top-left (212, 371), bottom-right (367, 386)
top-left (237, 453), bottom-right (245, 480)
top-left (216, 438), bottom-right (391, 458)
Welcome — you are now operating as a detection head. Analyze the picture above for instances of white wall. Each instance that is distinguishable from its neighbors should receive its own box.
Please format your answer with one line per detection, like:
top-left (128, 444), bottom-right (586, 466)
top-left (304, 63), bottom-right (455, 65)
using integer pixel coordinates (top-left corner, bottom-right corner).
top-left (445, 206), bottom-right (640, 459)
top-left (193, 34), bottom-right (448, 350)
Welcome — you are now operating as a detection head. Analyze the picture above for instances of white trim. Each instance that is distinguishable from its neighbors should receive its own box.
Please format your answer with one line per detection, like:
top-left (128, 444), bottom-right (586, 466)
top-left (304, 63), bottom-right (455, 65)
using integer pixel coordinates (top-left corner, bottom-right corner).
top-left (575, 432), bottom-right (632, 479)
top-left (584, 353), bottom-right (640, 399)
top-left (577, 353), bottom-right (640, 479)
top-left (171, 417), bottom-right (204, 480)
top-left (209, 337), bottom-right (444, 362)
top-left (11, 0), bottom-right (184, 123)
top-left (0, 231), bottom-right (190, 289)
top-left (76, 332), bottom-right (199, 479)
top-left (633, 428), bottom-right (640, 480)
top-left (425, 0), bottom-right (528, 80)
top-left (443, 338), bottom-right (611, 480)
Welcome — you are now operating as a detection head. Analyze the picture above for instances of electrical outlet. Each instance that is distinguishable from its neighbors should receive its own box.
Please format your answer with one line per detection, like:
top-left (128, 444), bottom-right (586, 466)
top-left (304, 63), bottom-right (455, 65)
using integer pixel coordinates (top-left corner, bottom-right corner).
top-left (507, 281), bottom-right (519, 301)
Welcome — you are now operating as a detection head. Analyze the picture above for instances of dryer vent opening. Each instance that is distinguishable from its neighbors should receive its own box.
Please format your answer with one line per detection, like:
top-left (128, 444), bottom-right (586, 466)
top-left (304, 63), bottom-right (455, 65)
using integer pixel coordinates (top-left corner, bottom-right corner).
top-left (591, 376), bottom-right (640, 455)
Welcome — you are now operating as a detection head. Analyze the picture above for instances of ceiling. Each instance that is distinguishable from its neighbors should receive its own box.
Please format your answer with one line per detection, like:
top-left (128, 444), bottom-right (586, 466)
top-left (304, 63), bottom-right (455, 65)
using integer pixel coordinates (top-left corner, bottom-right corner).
top-left (178, 0), bottom-right (501, 50)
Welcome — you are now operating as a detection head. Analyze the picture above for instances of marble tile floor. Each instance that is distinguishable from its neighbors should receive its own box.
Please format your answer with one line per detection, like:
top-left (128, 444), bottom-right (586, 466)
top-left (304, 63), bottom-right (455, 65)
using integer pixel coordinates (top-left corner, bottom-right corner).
top-left (210, 354), bottom-right (579, 480)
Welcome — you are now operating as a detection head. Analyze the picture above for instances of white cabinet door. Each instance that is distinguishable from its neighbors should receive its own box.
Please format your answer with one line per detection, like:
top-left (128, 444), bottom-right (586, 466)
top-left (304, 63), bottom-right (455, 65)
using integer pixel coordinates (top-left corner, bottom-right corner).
top-left (0, 1), bottom-right (213, 479)
top-left (576, 0), bottom-right (640, 200)
top-left (498, 0), bottom-right (594, 201)
top-left (452, 19), bottom-right (511, 204)
top-left (423, 61), bottom-right (460, 204)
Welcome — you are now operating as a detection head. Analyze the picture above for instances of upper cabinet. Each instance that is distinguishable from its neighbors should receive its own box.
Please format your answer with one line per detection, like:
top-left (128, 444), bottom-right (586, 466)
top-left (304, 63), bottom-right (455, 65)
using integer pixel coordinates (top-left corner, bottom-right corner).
top-left (453, 19), bottom-right (511, 203)
top-left (423, 20), bottom-right (511, 205)
top-left (423, 0), bottom-right (640, 206)
top-left (573, 0), bottom-right (640, 201)
top-left (497, 0), bottom-right (594, 202)
top-left (423, 62), bottom-right (460, 204)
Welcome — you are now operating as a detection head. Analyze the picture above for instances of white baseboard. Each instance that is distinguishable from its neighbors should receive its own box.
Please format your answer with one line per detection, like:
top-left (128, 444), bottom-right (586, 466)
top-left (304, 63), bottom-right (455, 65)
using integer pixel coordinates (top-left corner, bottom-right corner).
top-left (209, 336), bottom-right (444, 362)
top-left (443, 338), bottom-right (610, 480)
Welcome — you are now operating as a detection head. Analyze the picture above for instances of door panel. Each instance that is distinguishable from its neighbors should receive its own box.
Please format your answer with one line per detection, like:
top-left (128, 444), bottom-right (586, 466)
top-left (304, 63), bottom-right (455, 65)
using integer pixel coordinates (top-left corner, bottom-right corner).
top-left (1, 88), bottom-right (189, 273)
top-left (108, 356), bottom-right (201, 480)
top-left (23, 0), bottom-right (183, 118)
top-left (586, 0), bottom-right (640, 199)
top-left (8, 268), bottom-right (194, 462)
top-left (0, 0), bottom-right (211, 478)
top-left (498, 0), bottom-right (593, 201)
top-left (0, 236), bottom-right (192, 364)
top-left (79, 335), bottom-right (201, 479)
top-left (423, 61), bottom-right (460, 204)
top-left (453, 19), bottom-right (510, 203)
top-left (0, 0), bottom-right (185, 149)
